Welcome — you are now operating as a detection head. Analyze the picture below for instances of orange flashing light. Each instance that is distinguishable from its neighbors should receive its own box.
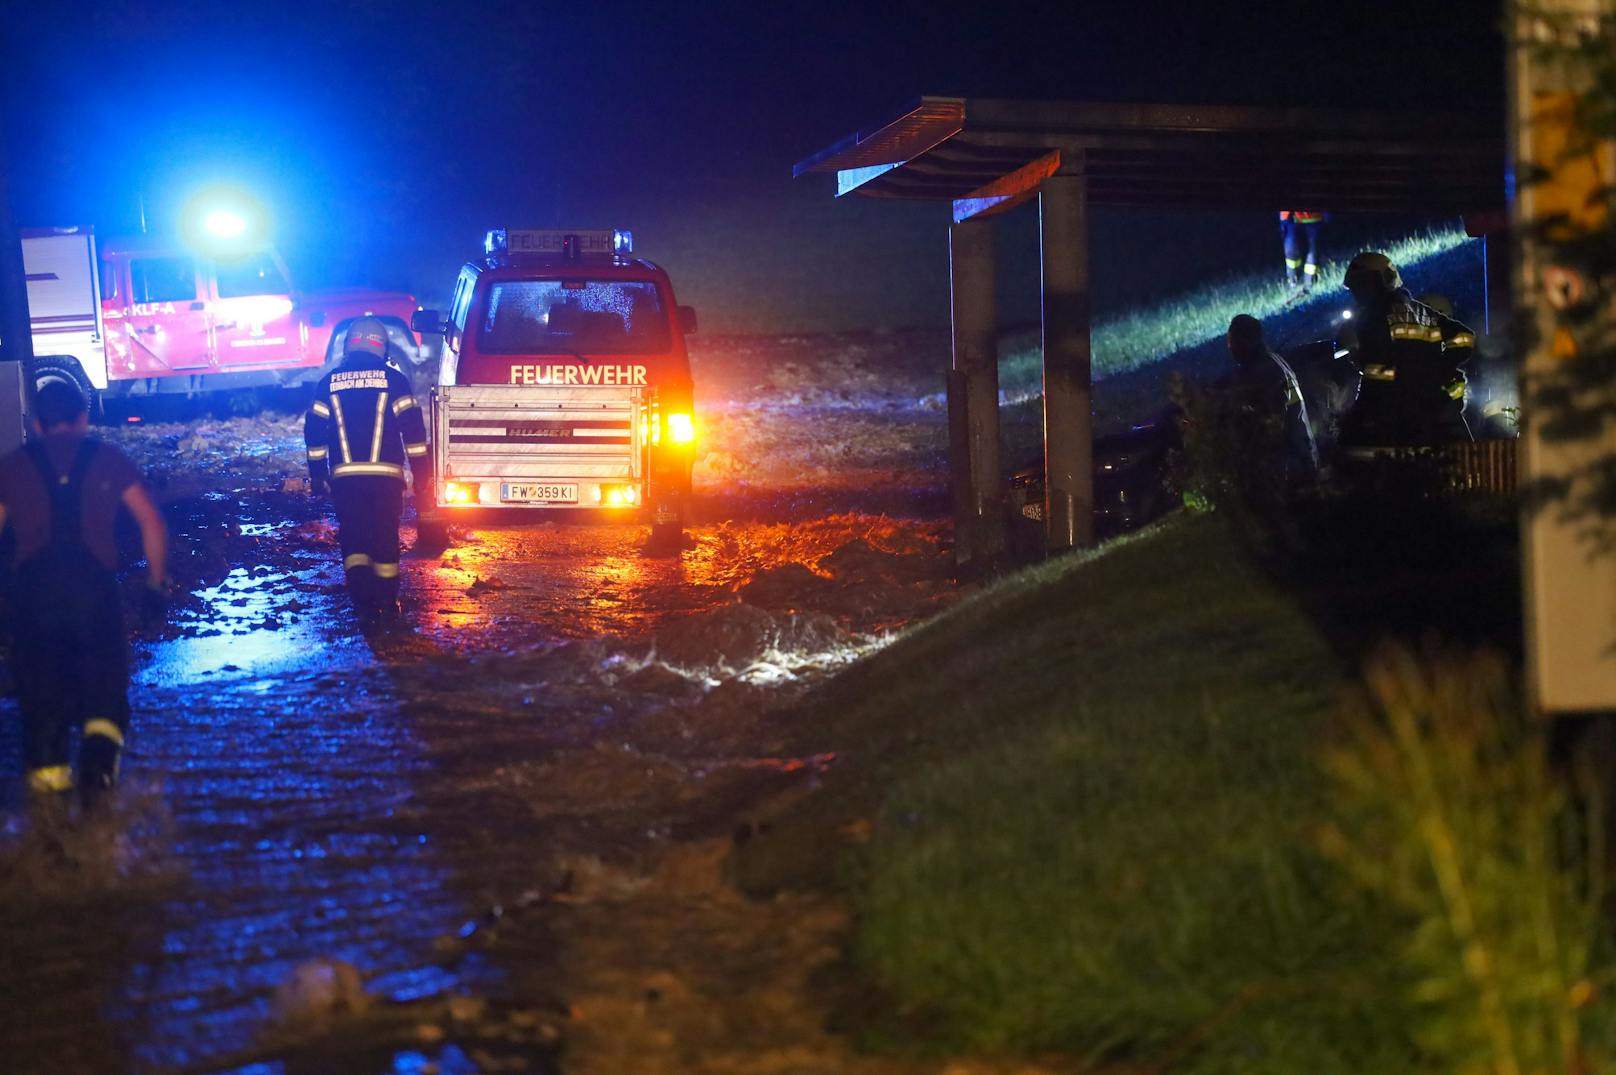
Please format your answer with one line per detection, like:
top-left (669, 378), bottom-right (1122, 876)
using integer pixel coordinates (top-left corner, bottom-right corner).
top-left (665, 412), bottom-right (695, 445)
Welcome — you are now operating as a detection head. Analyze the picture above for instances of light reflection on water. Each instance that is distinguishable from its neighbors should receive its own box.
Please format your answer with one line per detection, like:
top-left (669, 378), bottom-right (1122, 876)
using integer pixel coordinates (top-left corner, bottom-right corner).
top-left (144, 564), bottom-right (365, 683)
top-left (112, 563), bottom-right (509, 1071)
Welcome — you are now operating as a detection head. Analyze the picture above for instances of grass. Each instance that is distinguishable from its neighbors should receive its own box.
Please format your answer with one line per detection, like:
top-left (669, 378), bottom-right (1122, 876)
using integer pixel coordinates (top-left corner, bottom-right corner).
top-left (998, 225), bottom-right (1477, 401)
top-left (1321, 645), bottom-right (1616, 1073)
top-left (732, 503), bottom-right (1602, 1072)
top-left (735, 516), bottom-right (1424, 1070)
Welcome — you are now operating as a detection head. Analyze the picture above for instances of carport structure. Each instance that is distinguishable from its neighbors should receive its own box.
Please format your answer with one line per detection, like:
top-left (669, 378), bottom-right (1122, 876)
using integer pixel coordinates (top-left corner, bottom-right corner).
top-left (795, 97), bottom-right (1504, 563)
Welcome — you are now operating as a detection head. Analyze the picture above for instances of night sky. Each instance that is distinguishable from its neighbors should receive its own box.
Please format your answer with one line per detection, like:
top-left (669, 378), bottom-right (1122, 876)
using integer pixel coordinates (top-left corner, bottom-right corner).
top-left (1, 0), bottom-right (1505, 332)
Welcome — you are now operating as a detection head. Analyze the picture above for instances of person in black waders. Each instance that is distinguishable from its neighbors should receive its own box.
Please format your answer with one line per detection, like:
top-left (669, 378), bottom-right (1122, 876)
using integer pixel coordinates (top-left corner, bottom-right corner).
top-left (304, 316), bottom-right (430, 625)
top-left (0, 381), bottom-right (169, 813)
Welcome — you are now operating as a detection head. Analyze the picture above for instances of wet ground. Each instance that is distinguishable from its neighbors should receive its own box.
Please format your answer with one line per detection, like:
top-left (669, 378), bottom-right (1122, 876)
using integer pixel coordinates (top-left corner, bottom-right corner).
top-left (0, 333), bottom-right (990, 1074)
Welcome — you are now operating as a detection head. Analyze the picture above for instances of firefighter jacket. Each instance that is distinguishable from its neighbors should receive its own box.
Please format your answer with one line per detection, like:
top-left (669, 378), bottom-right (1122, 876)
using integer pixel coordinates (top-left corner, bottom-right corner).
top-left (1353, 288), bottom-right (1475, 404)
top-left (1228, 347), bottom-right (1318, 475)
top-left (304, 355), bottom-right (430, 488)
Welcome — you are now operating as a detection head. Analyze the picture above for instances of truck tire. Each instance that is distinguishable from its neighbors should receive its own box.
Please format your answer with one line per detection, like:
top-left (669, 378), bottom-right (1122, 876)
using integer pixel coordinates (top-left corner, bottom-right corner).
top-left (28, 356), bottom-right (100, 420)
top-left (647, 494), bottom-right (688, 549)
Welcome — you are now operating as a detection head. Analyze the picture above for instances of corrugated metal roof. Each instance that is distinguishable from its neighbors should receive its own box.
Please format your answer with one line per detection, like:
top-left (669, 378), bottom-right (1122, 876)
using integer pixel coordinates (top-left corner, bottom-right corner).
top-left (796, 96), bottom-right (1504, 216)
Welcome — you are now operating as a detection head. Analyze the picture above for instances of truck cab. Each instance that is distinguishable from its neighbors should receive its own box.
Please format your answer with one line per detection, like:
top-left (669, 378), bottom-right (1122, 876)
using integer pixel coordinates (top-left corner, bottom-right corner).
top-left (95, 236), bottom-right (423, 396)
top-left (412, 228), bottom-right (697, 539)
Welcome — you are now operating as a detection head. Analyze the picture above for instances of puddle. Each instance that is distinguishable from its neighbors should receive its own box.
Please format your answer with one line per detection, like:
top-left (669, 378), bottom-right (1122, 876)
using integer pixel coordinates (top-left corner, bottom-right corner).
top-left (145, 564), bottom-right (365, 684)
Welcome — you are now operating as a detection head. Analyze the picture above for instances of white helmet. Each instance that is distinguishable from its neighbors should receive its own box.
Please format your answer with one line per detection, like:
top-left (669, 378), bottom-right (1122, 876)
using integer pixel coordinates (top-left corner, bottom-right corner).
top-left (343, 316), bottom-right (389, 360)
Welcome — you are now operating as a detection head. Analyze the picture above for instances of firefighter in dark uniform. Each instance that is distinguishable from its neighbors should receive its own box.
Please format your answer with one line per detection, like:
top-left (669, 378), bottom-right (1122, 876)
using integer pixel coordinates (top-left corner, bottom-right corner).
top-left (1338, 252), bottom-right (1476, 447)
top-left (1226, 314), bottom-right (1319, 487)
top-left (0, 381), bottom-right (169, 811)
top-left (1279, 210), bottom-right (1326, 291)
top-left (304, 317), bottom-right (430, 621)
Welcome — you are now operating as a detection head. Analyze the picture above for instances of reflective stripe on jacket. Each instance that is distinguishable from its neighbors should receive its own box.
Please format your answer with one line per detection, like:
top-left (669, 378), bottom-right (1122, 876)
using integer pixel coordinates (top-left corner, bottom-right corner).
top-left (1354, 291), bottom-right (1475, 401)
top-left (304, 356), bottom-right (429, 484)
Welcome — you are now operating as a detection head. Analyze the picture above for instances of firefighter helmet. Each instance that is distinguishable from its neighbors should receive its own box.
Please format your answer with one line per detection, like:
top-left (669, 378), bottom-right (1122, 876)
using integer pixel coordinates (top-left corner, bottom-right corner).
top-left (343, 316), bottom-right (390, 360)
top-left (1342, 252), bottom-right (1401, 292)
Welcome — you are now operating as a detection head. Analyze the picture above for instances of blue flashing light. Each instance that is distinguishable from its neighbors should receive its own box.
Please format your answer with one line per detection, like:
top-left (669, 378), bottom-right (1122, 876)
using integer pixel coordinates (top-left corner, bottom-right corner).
top-left (204, 210), bottom-right (248, 239)
top-left (179, 185), bottom-right (270, 260)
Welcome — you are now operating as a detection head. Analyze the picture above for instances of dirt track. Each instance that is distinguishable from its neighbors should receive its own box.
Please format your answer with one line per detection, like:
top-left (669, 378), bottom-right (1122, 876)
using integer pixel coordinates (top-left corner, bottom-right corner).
top-left (0, 333), bottom-right (990, 1074)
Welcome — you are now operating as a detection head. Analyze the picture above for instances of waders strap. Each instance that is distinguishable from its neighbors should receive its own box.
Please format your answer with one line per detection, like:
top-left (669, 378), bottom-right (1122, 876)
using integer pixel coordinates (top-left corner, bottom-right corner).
top-left (24, 438), bottom-right (99, 546)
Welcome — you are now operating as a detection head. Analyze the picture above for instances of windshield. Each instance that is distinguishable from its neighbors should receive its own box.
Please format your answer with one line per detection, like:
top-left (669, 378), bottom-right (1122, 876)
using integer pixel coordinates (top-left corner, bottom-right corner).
top-left (477, 280), bottom-right (669, 355)
top-left (214, 254), bottom-right (289, 298)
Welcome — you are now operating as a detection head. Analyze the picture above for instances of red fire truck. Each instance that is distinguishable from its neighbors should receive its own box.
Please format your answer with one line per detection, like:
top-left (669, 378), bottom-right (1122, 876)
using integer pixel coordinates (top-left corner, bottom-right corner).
top-left (24, 227), bottom-right (423, 407)
top-left (411, 228), bottom-right (698, 541)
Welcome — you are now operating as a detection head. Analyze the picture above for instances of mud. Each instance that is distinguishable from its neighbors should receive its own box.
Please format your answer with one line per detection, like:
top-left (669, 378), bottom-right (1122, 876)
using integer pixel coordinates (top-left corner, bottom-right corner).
top-left (0, 333), bottom-right (1046, 1074)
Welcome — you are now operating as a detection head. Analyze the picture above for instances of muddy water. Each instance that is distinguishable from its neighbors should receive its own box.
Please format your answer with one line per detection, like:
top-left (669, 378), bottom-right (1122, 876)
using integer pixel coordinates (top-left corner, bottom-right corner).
top-left (0, 334), bottom-right (958, 1073)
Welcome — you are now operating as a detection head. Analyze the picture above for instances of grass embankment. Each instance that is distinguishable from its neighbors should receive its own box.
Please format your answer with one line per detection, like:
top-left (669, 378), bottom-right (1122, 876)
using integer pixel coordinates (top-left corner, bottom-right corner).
top-left (736, 515), bottom-right (1418, 1072)
top-left (731, 500), bottom-right (1615, 1071)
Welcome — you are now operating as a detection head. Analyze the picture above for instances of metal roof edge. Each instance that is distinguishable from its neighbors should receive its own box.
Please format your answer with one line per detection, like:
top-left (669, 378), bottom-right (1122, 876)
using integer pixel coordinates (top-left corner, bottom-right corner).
top-left (792, 95), bottom-right (966, 177)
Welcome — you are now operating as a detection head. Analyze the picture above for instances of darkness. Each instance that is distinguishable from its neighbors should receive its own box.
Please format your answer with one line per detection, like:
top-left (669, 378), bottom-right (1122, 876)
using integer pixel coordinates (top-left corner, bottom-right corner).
top-left (1, 0), bottom-right (1505, 332)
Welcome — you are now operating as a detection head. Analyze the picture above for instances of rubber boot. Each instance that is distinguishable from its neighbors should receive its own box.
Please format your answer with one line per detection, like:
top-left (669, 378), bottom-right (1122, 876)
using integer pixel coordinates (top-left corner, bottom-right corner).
top-left (78, 735), bottom-right (121, 814)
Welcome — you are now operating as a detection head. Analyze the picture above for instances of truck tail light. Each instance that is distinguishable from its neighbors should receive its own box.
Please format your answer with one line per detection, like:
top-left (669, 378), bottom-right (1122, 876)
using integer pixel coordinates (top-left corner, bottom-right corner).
top-left (444, 481), bottom-right (476, 505)
top-left (665, 413), bottom-right (695, 445)
top-left (597, 484), bottom-right (639, 507)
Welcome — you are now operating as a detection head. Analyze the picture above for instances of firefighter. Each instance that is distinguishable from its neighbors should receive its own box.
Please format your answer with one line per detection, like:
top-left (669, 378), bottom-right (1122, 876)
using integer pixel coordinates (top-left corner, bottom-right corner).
top-left (1226, 314), bottom-right (1319, 486)
top-left (304, 317), bottom-right (431, 622)
top-left (0, 381), bottom-right (169, 812)
top-left (1278, 210), bottom-right (1326, 291)
top-left (1338, 252), bottom-right (1475, 446)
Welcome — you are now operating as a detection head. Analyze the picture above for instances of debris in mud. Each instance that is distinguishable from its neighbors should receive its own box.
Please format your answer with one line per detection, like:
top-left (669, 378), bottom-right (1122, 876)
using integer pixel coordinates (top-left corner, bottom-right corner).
top-left (468, 575), bottom-right (512, 595)
top-left (272, 958), bottom-right (372, 1030)
top-left (620, 661), bottom-right (705, 698)
top-left (818, 536), bottom-right (939, 584)
top-left (651, 602), bottom-right (857, 678)
top-left (736, 562), bottom-right (836, 608)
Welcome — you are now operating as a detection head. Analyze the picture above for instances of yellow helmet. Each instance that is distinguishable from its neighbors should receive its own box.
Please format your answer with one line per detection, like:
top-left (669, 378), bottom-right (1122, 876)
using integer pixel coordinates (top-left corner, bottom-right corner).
top-left (1342, 251), bottom-right (1402, 292)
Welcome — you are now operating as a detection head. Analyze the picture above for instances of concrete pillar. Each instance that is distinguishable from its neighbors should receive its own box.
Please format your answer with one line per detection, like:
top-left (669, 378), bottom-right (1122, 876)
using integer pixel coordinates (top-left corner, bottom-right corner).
top-left (1038, 171), bottom-right (1095, 549)
top-left (1512, 0), bottom-right (1616, 714)
top-left (948, 217), bottom-right (1005, 567)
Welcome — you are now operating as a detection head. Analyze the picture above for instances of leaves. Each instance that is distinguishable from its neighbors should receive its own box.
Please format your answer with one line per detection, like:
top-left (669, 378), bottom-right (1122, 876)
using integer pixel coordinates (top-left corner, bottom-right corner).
top-left (1322, 642), bottom-right (1614, 1075)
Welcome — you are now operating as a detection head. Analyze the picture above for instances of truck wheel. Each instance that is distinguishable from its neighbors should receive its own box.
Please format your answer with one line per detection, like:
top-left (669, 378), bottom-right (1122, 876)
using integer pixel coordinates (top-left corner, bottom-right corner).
top-left (28, 357), bottom-right (99, 421)
top-left (648, 496), bottom-right (687, 550)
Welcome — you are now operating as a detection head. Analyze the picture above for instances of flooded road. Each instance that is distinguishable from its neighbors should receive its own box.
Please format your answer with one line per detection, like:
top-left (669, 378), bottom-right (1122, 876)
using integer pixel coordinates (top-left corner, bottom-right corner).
top-left (0, 333), bottom-right (960, 1073)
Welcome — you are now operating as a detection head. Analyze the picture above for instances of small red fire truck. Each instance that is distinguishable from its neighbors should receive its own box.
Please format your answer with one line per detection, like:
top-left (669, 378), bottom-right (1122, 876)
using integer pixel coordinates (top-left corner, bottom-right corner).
top-left (411, 228), bottom-right (698, 541)
top-left (23, 227), bottom-right (423, 407)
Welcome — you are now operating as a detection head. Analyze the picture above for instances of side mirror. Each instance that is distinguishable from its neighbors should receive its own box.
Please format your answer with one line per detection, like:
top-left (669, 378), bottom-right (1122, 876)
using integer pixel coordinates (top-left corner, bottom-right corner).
top-left (676, 305), bottom-right (698, 335)
top-left (411, 308), bottom-right (446, 335)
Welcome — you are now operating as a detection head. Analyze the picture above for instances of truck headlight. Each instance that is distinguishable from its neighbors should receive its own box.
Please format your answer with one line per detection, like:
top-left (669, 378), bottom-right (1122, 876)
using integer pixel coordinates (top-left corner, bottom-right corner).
top-left (665, 412), bottom-right (695, 445)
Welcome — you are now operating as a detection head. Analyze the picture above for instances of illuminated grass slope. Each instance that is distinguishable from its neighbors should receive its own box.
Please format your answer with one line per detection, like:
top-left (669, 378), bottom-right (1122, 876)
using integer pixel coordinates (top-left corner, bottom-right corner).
top-left (999, 226), bottom-right (1476, 398)
top-left (734, 516), bottom-right (1408, 1069)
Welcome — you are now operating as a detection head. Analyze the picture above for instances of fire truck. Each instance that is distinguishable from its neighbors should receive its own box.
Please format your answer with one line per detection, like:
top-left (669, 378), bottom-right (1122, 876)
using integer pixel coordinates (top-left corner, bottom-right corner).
top-left (411, 228), bottom-right (698, 542)
top-left (23, 227), bottom-right (423, 408)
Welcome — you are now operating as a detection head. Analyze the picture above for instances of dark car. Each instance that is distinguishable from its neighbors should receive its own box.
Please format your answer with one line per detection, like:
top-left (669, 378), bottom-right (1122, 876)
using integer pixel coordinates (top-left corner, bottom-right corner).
top-left (1006, 407), bottom-right (1183, 551)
